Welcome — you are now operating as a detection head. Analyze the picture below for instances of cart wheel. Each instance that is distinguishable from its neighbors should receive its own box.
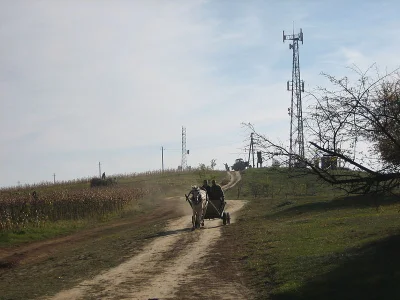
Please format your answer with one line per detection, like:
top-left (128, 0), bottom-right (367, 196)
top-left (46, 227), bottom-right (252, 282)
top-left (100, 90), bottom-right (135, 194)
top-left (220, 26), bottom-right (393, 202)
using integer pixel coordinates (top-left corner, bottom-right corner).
top-left (227, 212), bottom-right (231, 225)
top-left (222, 212), bottom-right (227, 225)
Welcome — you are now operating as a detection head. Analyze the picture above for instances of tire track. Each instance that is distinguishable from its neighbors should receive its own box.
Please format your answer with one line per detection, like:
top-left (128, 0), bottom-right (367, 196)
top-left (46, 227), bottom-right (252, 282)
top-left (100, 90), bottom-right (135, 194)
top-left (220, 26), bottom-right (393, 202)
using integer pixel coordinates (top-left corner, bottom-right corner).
top-left (222, 171), bottom-right (241, 191)
top-left (48, 173), bottom-right (247, 300)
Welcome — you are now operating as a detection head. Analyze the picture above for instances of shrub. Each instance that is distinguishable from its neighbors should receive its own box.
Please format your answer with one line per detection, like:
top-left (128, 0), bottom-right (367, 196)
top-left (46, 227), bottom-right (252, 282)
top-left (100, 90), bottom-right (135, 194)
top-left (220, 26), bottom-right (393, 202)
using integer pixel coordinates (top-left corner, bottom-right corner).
top-left (90, 177), bottom-right (116, 188)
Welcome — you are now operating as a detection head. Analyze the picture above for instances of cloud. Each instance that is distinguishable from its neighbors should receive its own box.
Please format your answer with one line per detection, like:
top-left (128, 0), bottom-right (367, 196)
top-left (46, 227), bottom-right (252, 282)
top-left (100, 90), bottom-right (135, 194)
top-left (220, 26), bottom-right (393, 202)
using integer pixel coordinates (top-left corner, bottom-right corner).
top-left (1, 0), bottom-right (400, 187)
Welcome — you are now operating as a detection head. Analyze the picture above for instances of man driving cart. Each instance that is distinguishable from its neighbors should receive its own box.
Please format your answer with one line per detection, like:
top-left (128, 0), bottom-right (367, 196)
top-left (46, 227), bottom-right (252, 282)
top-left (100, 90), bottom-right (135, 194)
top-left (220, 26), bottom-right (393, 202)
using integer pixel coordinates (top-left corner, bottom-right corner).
top-left (209, 179), bottom-right (225, 205)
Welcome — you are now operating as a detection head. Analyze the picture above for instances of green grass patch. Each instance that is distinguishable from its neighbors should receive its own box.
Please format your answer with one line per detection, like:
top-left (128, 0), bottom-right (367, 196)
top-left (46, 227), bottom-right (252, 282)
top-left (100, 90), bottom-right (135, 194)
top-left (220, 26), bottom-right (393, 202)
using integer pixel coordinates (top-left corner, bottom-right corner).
top-left (0, 170), bottom-right (228, 246)
top-left (0, 220), bottom-right (88, 246)
top-left (0, 216), bottom-right (168, 300)
top-left (224, 168), bottom-right (400, 299)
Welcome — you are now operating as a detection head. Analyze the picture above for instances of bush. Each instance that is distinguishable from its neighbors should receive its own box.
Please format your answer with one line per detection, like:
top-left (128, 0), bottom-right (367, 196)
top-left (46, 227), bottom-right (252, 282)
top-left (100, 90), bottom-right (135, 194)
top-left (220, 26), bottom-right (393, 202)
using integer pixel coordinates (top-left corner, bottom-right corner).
top-left (90, 178), bottom-right (116, 188)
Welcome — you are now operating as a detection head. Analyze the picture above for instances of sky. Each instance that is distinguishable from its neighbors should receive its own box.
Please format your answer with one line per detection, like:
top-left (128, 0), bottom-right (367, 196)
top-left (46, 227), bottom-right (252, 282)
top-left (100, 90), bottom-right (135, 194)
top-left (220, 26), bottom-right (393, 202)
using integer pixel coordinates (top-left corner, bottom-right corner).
top-left (1, 0), bottom-right (400, 187)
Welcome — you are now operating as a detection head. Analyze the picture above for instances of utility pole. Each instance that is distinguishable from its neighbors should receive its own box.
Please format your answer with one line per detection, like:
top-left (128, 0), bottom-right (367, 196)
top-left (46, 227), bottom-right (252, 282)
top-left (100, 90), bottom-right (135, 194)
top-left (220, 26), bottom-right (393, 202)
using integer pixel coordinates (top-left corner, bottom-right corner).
top-left (247, 132), bottom-right (255, 168)
top-left (257, 151), bottom-right (263, 168)
top-left (181, 126), bottom-right (188, 171)
top-left (283, 26), bottom-right (305, 168)
top-left (53, 173), bottom-right (56, 184)
top-left (99, 162), bottom-right (101, 178)
top-left (161, 146), bottom-right (164, 172)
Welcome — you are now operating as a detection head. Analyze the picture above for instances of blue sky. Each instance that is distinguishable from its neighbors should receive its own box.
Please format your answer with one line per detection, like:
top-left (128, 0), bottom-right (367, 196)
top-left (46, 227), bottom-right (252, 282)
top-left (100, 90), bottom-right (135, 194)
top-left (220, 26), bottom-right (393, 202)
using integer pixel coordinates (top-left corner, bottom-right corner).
top-left (1, 0), bottom-right (400, 187)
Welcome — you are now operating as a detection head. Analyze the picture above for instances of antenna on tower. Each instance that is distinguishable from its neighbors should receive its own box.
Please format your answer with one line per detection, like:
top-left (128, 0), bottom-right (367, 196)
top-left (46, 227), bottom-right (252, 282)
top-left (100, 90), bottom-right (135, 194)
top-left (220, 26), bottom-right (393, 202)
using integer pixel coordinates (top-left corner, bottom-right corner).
top-left (181, 126), bottom-right (188, 171)
top-left (283, 26), bottom-right (305, 168)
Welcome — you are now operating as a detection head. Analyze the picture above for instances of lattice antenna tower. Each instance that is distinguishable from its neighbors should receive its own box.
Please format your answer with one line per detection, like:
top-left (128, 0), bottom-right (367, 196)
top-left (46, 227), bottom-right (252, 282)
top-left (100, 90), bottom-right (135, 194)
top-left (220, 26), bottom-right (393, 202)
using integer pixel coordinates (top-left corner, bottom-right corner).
top-left (283, 27), bottom-right (305, 168)
top-left (181, 126), bottom-right (187, 170)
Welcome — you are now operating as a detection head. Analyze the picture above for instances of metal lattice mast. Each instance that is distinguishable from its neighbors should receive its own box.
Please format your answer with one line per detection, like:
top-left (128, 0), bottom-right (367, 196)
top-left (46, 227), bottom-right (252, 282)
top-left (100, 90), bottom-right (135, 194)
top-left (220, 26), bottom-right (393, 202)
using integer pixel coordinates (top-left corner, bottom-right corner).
top-left (283, 27), bottom-right (305, 168)
top-left (181, 126), bottom-right (187, 170)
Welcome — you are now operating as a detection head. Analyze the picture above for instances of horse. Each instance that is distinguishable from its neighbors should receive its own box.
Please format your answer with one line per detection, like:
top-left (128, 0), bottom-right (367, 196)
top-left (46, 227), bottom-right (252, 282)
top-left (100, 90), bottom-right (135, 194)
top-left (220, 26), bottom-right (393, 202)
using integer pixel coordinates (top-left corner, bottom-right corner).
top-left (185, 186), bottom-right (207, 230)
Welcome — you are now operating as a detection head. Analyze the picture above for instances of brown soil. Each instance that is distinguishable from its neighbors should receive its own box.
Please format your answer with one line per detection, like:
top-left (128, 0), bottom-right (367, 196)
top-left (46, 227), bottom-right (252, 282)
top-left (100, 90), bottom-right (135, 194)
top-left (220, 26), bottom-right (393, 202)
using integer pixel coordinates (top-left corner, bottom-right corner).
top-left (0, 203), bottom-right (180, 268)
top-left (1, 171), bottom-right (253, 299)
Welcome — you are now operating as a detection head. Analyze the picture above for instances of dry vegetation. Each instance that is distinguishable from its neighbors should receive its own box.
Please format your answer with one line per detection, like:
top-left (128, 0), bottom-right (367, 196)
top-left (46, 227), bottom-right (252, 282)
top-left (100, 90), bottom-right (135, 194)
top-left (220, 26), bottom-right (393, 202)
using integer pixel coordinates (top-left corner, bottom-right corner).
top-left (0, 186), bottom-right (147, 232)
top-left (0, 168), bottom-right (226, 236)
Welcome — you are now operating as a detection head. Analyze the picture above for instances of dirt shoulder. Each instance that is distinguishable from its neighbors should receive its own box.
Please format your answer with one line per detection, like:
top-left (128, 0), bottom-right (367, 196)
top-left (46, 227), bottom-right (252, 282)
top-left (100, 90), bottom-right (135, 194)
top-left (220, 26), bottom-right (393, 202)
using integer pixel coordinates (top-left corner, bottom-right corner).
top-left (48, 171), bottom-right (250, 299)
top-left (1, 171), bottom-right (252, 300)
top-left (0, 199), bottom-right (184, 300)
top-left (49, 199), bottom-right (248, 300)
top-left (0, 200), bottom-right (180, 268)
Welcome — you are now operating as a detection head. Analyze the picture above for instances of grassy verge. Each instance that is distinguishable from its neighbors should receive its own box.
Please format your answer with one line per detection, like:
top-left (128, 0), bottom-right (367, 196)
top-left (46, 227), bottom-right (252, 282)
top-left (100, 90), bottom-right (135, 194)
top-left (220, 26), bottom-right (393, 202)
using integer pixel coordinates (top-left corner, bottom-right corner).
top-left (0, 170), bottom-right (227, 247)
top-left (0, 216), bottom-right (168, 300)
top-left (0, 220), bottom-right (88, 246)
top-left (0, 170), bottom-right (229, 299)
top-left (223, 168), bottom-right (400, 299)
top-left (0, 193), bottom-right (161, 247)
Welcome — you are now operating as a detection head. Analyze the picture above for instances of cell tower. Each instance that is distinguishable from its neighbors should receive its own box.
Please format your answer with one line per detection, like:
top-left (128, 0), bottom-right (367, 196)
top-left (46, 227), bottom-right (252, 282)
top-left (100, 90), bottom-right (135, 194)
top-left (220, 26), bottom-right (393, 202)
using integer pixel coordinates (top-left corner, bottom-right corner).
top-left (181, 126), bottom-right (187, 170)
top-left (283, 27), bottom-right (305, 168)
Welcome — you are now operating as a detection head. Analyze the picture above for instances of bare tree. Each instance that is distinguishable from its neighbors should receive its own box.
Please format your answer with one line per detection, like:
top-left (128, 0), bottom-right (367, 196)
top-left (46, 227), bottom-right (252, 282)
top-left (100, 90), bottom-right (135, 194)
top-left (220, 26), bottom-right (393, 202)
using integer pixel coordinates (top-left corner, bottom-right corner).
top-left (246, 65), bottom-right (400, 195)
top-left (210, 159), bottom-right (217, 170)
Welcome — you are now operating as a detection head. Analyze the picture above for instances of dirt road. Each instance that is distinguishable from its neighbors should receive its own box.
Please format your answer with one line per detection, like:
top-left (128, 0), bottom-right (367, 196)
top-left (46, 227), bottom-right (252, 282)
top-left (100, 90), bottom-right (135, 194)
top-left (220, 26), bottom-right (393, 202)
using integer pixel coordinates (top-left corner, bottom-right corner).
top-left (48, 171), bottom-right (249, 300)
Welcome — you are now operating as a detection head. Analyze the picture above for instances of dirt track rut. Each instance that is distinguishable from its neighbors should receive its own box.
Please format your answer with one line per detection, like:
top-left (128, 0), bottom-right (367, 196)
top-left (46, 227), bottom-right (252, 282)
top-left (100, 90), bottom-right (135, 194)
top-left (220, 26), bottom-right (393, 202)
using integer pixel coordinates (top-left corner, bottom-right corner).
top-left (49, 171), bottom-right (248, 300)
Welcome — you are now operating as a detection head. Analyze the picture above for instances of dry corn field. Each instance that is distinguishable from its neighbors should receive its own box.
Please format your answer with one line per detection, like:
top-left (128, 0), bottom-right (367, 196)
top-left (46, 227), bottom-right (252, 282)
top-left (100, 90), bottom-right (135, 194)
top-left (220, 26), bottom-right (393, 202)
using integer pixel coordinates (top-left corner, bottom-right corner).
top-left (0, 185), bottom-right (148, 232)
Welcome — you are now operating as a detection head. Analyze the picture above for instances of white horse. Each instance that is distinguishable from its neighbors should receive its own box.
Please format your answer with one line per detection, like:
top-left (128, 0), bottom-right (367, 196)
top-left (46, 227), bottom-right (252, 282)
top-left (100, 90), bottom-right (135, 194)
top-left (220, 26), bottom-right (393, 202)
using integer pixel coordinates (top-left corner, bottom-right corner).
top-left (186, 186), bottom-right (207, 230)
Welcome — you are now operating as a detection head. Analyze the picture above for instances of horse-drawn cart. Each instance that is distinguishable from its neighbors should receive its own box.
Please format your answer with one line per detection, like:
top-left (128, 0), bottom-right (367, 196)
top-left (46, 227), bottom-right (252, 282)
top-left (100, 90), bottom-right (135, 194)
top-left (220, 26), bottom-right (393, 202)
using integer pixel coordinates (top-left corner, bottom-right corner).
top-left (203, 197), bottom-right (231, 225)
top-left (185, 186), bottom-right (230, 230)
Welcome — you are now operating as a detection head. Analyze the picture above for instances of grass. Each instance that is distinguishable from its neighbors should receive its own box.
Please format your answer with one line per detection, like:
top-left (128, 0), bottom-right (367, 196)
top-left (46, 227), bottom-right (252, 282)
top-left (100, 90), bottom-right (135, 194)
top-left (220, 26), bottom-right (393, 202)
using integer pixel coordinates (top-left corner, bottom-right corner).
top-left (0, 220), bottom-right (88, 246)
top-left (0, 216), bottom-right (168, 300)
top-left (222, 167), bottom-right (400, 299)
top-left (5, 166), bottom-right (399, 299)
top-left (0, 169), bottom-right (227, 247)
top-left (0, 169), bottom-right (229, 300)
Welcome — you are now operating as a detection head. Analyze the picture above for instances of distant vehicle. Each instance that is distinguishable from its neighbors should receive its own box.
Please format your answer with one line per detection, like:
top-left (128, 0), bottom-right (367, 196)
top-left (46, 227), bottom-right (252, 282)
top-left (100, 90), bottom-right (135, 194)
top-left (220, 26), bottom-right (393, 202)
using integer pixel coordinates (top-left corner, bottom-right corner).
top-left (231, 158), bottom-right (249, 171)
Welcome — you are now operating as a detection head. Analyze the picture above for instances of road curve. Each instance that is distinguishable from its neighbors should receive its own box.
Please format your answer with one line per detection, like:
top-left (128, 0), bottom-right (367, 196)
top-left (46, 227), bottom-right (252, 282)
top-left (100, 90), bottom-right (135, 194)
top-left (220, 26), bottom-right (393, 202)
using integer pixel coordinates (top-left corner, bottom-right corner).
top-left (48, 172), bottom-right (249, 300)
